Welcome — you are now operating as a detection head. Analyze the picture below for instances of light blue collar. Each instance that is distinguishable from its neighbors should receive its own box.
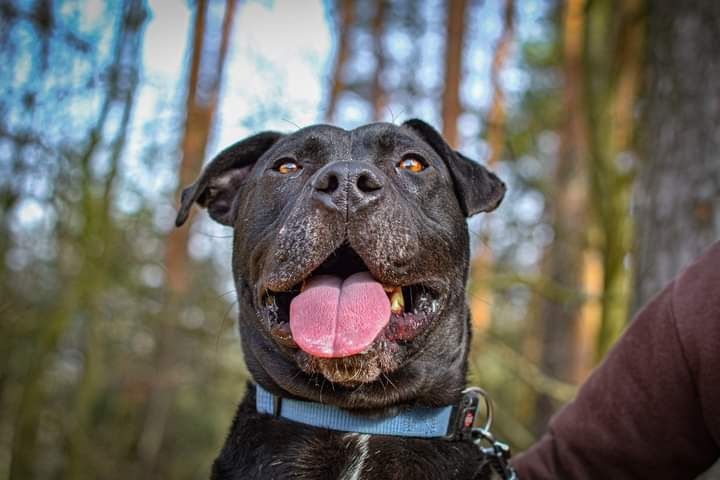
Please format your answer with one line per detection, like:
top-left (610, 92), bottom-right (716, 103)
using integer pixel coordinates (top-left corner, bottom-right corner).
top-left (256, 384), bottom-right (455, 438)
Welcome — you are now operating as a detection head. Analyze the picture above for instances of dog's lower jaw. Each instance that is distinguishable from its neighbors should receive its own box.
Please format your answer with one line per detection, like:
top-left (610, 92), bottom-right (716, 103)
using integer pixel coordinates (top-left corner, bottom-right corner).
top-left (239, 304), bottom-right (471, 412)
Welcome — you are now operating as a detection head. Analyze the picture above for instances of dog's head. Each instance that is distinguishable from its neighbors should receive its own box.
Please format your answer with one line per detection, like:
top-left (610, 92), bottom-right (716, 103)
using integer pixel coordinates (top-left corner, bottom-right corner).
top-left (176, 119), bottom-right (504, 409)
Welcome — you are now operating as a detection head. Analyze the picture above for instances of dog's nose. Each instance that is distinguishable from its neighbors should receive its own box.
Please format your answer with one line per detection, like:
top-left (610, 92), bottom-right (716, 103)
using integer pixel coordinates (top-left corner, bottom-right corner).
top-left (311, 162), bottom-right (384, 214)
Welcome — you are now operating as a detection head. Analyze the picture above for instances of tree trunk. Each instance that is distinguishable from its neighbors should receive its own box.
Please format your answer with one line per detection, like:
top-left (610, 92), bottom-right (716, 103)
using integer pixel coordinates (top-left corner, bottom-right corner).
top-left (65, 6), bottom-right (146, 479)
top-left (469, 0), bottom-right (514, 332)
top-left (531, 0), bottom-right (589, 436)
top-left (325, 0), bottom-right (354, 122)
top-left (370, 0), bottom-right (387, 121)
top-left (633, 0), bottom-right (720, 313)
top-left (441, 0), bottom-right (467, 148)
top-left (584, 0), bottom-right (644, 360)
top-left (137, 0), bottom-right (236, 472)
top-left (634, 4), bottom-right (720, 478)
top-left (485, 0), bottom-right (514, 166)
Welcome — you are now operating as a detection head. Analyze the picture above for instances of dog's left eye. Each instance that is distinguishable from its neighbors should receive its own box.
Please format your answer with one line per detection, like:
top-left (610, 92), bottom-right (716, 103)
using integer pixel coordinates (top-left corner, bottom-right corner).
top-left (397, 156), bottom-right (426, 173)
top-left (276, 160), bottom-right (301, 174)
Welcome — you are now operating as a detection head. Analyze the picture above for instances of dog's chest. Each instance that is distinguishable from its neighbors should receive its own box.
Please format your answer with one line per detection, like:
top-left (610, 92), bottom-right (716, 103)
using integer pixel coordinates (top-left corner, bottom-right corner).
top-left (262, 432), bottom-right (373, 480)
top-left (212, 409), bottom-right (490, 480)
top-left (339, 433), bottom-right (370, 480)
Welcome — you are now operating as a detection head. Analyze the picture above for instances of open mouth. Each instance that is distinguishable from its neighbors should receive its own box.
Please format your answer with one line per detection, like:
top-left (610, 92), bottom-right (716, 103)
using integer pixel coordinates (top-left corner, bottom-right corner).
top-left (260, 243), bottom-right (439, 359)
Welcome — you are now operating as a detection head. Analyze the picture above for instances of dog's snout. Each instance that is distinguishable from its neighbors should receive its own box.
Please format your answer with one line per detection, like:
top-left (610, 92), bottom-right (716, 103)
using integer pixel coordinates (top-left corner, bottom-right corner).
top-left (313, 169), bottom-right (340, 195)
top-left (312, 162), bottom-right (384, 215)
top-left (356, 171), bottom-right (382, 193)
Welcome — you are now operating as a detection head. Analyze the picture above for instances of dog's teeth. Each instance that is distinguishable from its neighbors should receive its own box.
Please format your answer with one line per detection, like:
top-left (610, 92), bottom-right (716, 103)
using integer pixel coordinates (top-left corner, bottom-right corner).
top-left (271, 322), bottom-right (297, 348)
top-left (390, 288), bottom-right (404, 314)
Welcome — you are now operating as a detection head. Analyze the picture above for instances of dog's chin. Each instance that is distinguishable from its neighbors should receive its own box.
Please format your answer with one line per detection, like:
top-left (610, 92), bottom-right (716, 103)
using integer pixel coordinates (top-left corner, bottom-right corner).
top-left (295, 339), bottom-right (397, 386)
top-left (256, 243), bottom-right (444, 386)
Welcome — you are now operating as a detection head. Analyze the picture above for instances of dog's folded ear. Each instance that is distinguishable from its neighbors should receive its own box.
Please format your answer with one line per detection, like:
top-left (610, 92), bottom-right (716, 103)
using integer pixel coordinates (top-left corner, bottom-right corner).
top-left (175, 131), bottom-right (284, 227)
top-left (402, 119), bottom-right (506, 217)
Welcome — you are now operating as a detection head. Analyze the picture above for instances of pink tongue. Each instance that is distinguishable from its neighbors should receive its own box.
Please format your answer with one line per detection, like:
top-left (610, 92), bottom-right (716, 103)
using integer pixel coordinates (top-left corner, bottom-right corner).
top-left (289, 272), bottom-right (391, 358)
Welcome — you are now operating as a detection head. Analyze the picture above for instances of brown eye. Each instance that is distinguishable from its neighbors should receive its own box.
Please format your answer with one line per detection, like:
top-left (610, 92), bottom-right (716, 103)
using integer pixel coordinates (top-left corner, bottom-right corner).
top-left (398, 157), bottom-right (425, 173)
top-left (276, 160), bottom-right (300, 174)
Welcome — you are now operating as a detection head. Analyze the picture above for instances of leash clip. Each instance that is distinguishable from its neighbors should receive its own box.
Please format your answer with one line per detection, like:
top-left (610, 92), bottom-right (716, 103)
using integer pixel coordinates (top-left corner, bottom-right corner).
top-left (472, 428), bottom-right (517, 480)
top-left (461, 387), bottom-right (519, 480)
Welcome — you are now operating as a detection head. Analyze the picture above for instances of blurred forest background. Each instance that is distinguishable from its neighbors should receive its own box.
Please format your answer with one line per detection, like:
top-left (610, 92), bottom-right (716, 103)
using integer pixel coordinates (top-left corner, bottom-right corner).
top-left (1, 0), bottom-right (718, 478)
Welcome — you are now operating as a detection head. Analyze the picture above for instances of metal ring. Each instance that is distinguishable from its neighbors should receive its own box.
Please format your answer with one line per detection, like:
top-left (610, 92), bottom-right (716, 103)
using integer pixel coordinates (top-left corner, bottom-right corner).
top-left (461, 386), bottom-right (494, 432)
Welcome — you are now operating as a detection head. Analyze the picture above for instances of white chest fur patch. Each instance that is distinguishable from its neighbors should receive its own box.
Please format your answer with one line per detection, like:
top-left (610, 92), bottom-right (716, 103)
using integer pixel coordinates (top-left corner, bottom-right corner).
top-left (340, 433), bottom-right (370, 480)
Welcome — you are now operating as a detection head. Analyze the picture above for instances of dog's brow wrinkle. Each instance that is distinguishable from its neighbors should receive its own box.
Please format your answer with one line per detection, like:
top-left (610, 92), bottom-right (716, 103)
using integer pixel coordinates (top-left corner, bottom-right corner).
top-left (349, 128), bottom-right (355, 162)
top-left (303, 135), bottom-right (322, 154)
top-left (378, 130), bottom-right (395, 151)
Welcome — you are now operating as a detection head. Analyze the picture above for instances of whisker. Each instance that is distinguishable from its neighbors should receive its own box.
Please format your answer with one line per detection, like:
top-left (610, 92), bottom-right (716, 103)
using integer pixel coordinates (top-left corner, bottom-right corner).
top-left (377, 373), bottom-right (388, 396)
top-left (382, 373), bottom-right (398, 393)
top-left (281, 118), bottom-right (301, 129)
top-left (468, 229), bottom-right (492, 247)
top-left (196, 231), bottom-right (234, 239)
top-left (290, 368), bottom-right (304, 382)
top-left (215, 299), bottom-right (238, 355)
top-left (214, 289), bottom-right (236, 301)
top-left (467, 291), bottom-right (494, 307)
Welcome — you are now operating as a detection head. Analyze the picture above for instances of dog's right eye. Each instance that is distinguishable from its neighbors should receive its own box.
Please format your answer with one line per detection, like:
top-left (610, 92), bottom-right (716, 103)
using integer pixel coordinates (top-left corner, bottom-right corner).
top-left (397, 156), bottom-right (426, 173)
top-left (275, 159), bottom-right (301, 174)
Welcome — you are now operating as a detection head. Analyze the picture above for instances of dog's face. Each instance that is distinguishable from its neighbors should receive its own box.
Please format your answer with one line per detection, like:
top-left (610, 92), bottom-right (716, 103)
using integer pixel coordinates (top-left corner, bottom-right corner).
top-left (176, 119), bottom-right (504, 409)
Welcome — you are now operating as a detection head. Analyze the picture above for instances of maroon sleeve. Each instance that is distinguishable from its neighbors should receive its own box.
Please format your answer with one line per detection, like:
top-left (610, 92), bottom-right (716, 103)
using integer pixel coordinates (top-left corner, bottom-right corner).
top-left (512, 242), bottom-right (720, 479)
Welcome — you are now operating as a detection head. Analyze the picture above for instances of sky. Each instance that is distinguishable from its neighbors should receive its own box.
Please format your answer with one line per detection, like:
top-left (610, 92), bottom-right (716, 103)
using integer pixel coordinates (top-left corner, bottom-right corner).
top-left (140, 0), bottom-right (332, 155)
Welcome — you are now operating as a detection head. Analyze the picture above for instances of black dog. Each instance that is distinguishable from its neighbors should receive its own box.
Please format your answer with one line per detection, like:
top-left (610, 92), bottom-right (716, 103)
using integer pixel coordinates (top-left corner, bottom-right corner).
top-left (176, 119), bottom-right (506, 479)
